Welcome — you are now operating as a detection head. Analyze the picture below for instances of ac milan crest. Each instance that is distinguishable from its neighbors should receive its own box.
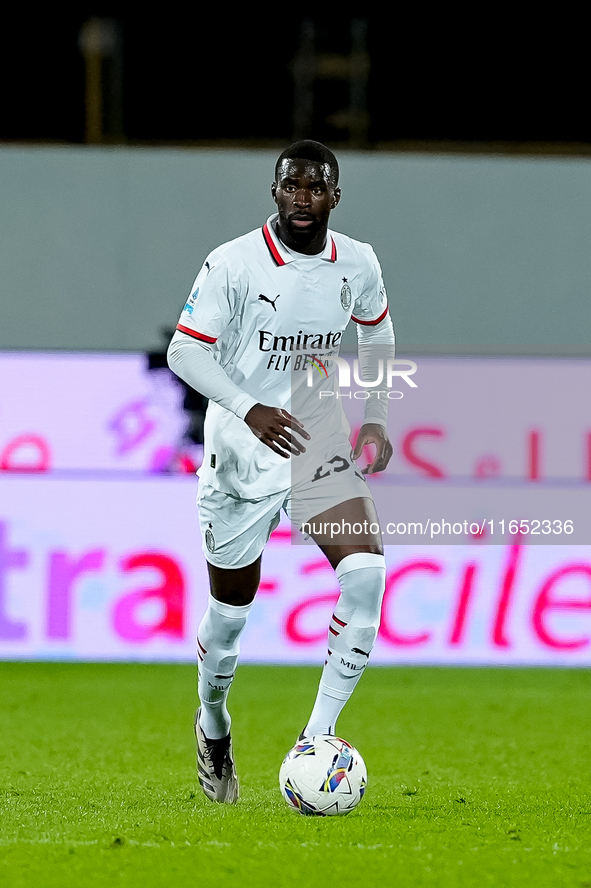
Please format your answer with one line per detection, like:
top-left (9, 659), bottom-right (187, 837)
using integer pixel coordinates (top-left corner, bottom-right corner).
top-left (340, 278), bottom-right (352, 310)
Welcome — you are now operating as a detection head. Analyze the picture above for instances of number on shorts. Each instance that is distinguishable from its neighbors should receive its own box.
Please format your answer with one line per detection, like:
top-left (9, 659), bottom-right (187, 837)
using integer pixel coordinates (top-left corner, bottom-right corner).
top-left (311, 455), bottom-right (350, 482)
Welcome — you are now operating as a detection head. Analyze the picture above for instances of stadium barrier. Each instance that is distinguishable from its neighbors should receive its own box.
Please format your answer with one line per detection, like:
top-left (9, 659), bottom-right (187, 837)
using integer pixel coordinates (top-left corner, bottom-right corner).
top-left (1, 351), bottom-right (591, 664)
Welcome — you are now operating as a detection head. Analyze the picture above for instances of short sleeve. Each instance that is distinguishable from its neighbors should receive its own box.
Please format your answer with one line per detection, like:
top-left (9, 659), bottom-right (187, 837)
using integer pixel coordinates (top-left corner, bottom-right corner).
top-left (351, 247), bottom-right (389, 328)
top-left (175, 252), bottom-right (239, 344)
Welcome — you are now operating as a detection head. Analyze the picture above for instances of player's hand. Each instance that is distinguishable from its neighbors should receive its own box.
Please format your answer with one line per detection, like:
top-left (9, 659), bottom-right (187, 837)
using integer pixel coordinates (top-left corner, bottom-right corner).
top-left (244, 404), bottom-right (310, 458)
top-left (353, 423), bottom-right (393, 474)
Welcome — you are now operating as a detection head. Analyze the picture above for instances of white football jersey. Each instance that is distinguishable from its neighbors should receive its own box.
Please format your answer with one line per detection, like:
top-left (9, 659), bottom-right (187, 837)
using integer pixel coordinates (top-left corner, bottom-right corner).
top-left (175, 214), bottom-right (389, 497)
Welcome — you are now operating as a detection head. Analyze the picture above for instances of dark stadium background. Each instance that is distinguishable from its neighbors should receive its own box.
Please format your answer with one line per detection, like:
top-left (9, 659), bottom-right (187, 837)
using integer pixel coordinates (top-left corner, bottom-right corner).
top-left (4, 13), bottom-right (591, 887)
top-left (1, 9), bottom-right (588, 150)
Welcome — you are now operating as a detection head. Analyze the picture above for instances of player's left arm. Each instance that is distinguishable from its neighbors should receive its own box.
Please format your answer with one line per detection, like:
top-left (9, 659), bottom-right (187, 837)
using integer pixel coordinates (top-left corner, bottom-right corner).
top-left (351, 249), bottom-right (395, 474)
top-left (353, 420), bottom-right (393, 474)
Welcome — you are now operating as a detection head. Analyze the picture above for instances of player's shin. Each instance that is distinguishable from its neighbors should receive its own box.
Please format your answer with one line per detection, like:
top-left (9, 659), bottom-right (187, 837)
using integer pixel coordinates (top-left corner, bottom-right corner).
top-left (304, 553), bottom-right (386, 737)
top-left (197, 595), bottom-right (253, 740)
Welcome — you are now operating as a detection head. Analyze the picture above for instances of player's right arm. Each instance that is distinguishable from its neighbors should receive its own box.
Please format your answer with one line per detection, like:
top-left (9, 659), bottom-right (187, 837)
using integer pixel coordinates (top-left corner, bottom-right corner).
top-left (167, 256), bottom-right (308, 457)
top-left (242, 403), bottom-right (309, 458)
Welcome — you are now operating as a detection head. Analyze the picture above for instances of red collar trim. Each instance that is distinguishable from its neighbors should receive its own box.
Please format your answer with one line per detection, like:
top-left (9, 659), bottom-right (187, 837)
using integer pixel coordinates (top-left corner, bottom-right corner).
top-left (263, 221), bottom-right (337, 264)
top-left (262, 223), bottom-right (286, 266)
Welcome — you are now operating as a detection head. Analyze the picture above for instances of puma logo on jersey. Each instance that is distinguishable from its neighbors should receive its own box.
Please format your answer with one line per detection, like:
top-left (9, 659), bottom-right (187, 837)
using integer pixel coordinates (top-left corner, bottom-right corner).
top-left (258, 293), bottom-right (280, 311)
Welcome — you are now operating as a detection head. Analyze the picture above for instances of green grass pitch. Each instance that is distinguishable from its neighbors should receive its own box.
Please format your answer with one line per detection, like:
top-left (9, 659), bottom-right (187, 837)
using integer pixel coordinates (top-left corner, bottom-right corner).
top-left (1, 662), bottom-right (591, 887)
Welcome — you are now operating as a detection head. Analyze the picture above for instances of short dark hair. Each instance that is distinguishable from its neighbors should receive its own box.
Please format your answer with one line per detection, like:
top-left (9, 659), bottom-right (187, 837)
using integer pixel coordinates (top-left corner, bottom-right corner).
top-left (274, 140), bottom-right (339, 187)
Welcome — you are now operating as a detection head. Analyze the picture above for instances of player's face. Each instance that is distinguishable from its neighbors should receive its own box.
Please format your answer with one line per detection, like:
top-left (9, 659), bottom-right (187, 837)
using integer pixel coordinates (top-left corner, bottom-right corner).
top-left (271, 159), bottom-right (341, 254)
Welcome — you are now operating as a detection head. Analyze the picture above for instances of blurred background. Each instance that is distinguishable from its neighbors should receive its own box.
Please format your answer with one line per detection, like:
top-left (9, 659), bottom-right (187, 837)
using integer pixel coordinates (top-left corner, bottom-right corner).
top-left (1, 10), bottom-right (591, 667)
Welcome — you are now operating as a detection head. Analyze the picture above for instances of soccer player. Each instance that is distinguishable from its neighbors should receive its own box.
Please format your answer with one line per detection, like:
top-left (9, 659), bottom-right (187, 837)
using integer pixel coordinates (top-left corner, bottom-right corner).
top-left (167, 140), bottom-right (395, 804)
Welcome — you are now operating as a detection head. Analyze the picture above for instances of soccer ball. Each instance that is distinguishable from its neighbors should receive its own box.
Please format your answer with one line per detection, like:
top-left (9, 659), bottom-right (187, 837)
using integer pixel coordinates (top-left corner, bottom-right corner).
top-left (279, 734), bottom-right (367, 816)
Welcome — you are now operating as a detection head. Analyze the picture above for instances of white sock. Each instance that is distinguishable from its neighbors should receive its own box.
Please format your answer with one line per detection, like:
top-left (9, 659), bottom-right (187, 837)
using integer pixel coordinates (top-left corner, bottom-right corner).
top-left (197, 595), bottom-right (252, 740)
top-left (305, 553), bottom-right (386, 737)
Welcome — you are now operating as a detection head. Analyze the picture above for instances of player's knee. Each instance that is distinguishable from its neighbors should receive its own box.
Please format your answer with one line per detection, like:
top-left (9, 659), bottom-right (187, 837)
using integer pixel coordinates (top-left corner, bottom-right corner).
top-left (198, 596), bottom-right (252, 653)
top-left (199, 619), bottom-right (243, 655)
top-left (336, 553), bottom-right (386, 623)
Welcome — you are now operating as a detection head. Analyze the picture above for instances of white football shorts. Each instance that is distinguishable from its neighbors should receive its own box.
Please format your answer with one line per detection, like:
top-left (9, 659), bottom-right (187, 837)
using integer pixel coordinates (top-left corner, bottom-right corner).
top-left (196, 447), bottom-right (372, 568)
